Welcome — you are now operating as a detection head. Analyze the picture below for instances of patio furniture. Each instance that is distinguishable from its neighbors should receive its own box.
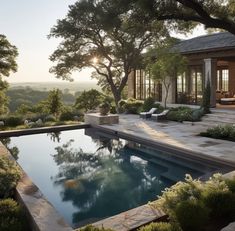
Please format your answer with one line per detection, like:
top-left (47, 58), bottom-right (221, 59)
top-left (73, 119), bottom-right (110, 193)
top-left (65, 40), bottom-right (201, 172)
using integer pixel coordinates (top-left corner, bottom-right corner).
top-left (220, 97), bottom-right (235, 105)
top-left (139, 108), bottom-right (157, 119)
top-left (151, 110), bottom-right (169, 121)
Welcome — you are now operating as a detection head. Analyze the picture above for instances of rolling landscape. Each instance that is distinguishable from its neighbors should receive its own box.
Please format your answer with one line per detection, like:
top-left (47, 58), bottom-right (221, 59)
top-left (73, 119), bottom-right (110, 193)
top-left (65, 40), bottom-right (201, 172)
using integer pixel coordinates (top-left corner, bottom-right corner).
top-left (9, 81), bottom-right (100, 93)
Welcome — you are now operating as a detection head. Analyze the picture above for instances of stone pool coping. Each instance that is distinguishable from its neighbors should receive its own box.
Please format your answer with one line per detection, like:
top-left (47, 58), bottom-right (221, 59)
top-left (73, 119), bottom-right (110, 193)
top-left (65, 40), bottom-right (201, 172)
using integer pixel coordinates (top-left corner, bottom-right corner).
top-left (0, 143), bottom-right (73, 231)
top-left (77, 204), bottom-right (167, 231)
top-left (92, 124), bottom-right (235, 169)
top-left (0, 123), bottom-right (90, 138)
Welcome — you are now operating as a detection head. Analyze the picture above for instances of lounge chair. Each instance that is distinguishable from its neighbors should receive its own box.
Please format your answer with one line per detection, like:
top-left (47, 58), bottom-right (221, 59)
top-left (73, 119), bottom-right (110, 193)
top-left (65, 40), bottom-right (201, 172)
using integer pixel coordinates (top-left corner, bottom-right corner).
top-left (139, 108), bottom-right (157, 119)
top-left (151, 110), bottom-right (169, 121)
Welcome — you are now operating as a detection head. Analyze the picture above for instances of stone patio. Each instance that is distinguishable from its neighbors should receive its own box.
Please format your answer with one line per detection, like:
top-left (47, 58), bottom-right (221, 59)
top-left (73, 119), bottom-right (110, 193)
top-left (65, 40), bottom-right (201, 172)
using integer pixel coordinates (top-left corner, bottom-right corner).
top-left (95, 113), bottom-right (235, 166)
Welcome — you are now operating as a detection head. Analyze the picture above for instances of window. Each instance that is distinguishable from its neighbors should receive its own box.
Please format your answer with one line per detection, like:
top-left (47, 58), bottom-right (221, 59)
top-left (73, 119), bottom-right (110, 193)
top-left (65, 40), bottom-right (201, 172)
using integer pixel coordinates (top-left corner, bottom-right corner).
top-left (217, 68), bottom-right (229, 91)
top-left (217, 70), bottom-right (220, 91)
top-left (177, 73), bottom-right (186, 93)
top-left (134, 69), bottom-right (161, 100)
top-left (222, 69), bottom-right (229, 91)
top-left (190, 66), bottom-right (203, 104)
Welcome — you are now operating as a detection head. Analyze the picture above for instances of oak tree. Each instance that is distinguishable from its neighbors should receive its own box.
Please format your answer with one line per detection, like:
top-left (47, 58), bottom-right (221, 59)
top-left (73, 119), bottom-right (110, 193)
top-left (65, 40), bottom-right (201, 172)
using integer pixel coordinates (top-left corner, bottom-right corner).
top-left (49, 0), bottom-right (168, 110)
top-left (123, 0), bottom-right (235, 35)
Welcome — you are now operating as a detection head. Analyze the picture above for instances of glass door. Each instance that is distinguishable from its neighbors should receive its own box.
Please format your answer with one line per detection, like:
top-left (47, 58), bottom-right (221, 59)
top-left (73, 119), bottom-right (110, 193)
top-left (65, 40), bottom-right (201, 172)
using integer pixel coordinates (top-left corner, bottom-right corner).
top-left (190, 66), bottom-right (203, 104)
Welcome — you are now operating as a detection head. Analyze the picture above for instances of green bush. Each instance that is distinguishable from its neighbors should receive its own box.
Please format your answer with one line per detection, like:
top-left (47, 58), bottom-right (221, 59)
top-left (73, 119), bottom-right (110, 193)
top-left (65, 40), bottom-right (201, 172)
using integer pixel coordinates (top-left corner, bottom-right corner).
top-left (24, 113), bottom-right (47, 122)
top-left (123, 98), bottom-right (143, 114)
top-left (175, 200), bottom-right (209, 231)
top-left (138, 222), bottom-right (181, 231)
top-left (110, 105), bottom-right (117, 114)
top-left (225, 178), bottom-right (235, 193)
top-left (166, 107), bottom-right (204, 122)
top-left (4, 115), bottom-right (23, 127)
top-left (167, 107), bottom-right (192, 122)
top-left (59, 108), bottom-right (80, 121)
top-left (0, 156), bottom-right (22, 198)
top-left (153, 103), bottom-right (164, 113)
top-left (191, 108), bottom-right (204, 122)
top-left (0, 199), bottom-right (24, 231)
top-left (200, 124), bottom-right (235, 141)
top-left (44, 114), bottom-right (57, 122)
top-left (79, 225), bottom-right (113, 231)
top-left (203, 191), bottom-right (235, 219)
top-left (152, 174), bottom-right (233, 230)
top-left (142, 97), bottom-right (155, 112)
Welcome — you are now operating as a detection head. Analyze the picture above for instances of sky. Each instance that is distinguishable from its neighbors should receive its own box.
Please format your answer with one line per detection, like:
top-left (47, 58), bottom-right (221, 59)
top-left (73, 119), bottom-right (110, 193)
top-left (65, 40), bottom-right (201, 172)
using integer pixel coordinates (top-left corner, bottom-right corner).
top-left (0, 1), bottom-right (207, 83)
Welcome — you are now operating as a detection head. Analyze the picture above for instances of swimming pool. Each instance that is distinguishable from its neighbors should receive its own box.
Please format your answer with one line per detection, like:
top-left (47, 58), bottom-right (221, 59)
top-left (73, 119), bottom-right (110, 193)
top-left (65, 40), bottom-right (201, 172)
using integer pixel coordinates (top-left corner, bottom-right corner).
top-left (6, 128), bottom-right (232, 228)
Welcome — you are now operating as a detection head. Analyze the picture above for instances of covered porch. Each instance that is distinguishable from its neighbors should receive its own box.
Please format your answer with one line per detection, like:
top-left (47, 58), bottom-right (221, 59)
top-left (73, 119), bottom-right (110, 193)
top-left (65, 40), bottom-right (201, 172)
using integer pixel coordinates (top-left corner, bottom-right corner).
top-left (173, 32), bottom-right (235, 109)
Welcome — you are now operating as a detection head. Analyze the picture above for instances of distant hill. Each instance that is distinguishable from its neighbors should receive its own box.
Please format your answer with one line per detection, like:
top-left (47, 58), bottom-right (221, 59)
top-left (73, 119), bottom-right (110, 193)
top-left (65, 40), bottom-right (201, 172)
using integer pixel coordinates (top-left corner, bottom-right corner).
top-left (9, 81), bottom-right (100, 93)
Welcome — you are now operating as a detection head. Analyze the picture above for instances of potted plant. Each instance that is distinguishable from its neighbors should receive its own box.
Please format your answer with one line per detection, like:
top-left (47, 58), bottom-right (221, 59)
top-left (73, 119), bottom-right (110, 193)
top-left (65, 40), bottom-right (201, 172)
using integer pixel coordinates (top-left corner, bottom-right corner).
top-left (99, 102), bottom-right (110, 116)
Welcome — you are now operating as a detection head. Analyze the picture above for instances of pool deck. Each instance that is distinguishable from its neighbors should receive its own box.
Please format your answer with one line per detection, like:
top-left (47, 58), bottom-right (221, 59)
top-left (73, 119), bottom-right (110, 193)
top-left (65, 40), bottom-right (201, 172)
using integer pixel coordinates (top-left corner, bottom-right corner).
top-left (95, 114), bottom-right (235, 167)
top-left (1, 119), bottom-right (235, 231)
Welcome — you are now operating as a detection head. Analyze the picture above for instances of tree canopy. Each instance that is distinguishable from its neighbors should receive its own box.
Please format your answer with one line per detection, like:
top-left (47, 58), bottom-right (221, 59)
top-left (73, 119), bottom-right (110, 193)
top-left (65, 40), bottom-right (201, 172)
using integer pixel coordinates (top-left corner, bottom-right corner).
top-left (49, 0), bottom-right (169, 109)
top-left (146, 39), bottom-right (187, 108)
top-left (122, 0), bottom-right (235, 35)
top-left (0, 35), bottom-right (18, 115)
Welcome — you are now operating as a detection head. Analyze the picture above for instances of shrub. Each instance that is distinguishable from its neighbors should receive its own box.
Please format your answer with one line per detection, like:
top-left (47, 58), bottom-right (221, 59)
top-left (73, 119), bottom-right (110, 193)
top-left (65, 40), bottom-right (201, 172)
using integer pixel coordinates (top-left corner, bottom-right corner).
top-left (0, 199), bottom-right (24, 231)
top-left (166, 107), bottom-right (204, 122)
top-left (142, 97), bottom-right (155, 112)
top-left (203, 191), bottom-right (235, 219)
top-left (44, 114), bottom-right (57, 122)
top-left (0, 156), bottom-right (22, 198)
top-left (79, 225), bottom-right (113, 231)
top-left (110, 105), bottom-right (117, 114)
top-left (24, 113), bottom-right (48, 122)
top-left (225, 178), bottom-right (235, 193)
top-left (59, 108), bottom-right (80, 121)
top-left (200, 124), bottom-right (235, 141)
top-left (175, 200), bottom-right (209, 231)
top-left (118, 100), bottom-right (127, 113)
top-left (166, 107), bottom-right (192, 122)
top-left (191, 108), bottom-right (204, 122)
top-left (153, 103), bottom-right (164, 113)
top-left (152, 174), bottom-right (234, 231)
top-left (153, 175), bottom-right (203, 216)
top-left (4, 115), bottom-right (23, 127)
top-left (201, 79), bottom-right (211, 114)
top-left (123, 98), bottom-right (143, 114)
top-left (138, 222), bottom-right (181, 231)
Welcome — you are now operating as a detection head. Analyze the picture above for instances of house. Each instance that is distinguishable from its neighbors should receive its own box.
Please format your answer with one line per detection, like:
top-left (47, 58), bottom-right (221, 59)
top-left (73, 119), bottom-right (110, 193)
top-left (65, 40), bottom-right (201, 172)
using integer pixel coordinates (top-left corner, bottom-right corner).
top-left (128, 32), bottom-right (235, 107)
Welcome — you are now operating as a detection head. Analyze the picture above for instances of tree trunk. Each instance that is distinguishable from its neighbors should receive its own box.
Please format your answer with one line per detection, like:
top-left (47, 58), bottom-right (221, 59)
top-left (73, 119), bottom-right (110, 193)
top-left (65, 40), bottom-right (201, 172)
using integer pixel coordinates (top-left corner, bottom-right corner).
top-left (113, 90), bottom-right (121, 113)
top-left (163, 81), bottom-right (170, 109)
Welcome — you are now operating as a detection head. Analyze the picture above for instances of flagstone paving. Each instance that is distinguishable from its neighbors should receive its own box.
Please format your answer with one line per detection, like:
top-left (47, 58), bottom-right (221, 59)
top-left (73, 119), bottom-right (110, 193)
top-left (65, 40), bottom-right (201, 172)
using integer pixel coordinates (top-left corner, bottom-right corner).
top-left (97, 114), bottom-right (235, 166)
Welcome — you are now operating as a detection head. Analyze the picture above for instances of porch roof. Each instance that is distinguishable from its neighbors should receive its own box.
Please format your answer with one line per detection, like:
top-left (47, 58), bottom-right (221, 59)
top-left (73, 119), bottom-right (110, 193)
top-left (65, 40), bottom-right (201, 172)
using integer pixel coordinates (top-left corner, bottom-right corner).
top-left (174, 32), bottom-right (235, 54)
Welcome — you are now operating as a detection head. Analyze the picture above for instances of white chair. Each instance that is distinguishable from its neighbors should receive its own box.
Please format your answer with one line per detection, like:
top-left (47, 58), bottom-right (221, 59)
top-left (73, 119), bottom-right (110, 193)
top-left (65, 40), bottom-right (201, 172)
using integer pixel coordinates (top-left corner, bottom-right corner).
top-left (139, 108), bottom-right (157, 119)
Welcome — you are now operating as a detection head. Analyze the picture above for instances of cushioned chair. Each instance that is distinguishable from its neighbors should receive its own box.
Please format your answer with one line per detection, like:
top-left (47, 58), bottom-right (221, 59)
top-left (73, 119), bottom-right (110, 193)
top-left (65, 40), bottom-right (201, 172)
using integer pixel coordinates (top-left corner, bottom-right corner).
top-left (151, 110), bottom-right (169, 121)
top-left (139, 108), bottom-right (157, 119)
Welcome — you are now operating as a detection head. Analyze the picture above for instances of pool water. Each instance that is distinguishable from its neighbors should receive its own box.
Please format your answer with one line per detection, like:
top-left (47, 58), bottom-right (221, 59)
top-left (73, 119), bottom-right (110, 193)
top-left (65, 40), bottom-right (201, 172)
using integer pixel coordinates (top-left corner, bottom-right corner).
top-left (6, 128), bottom-right (229, 228)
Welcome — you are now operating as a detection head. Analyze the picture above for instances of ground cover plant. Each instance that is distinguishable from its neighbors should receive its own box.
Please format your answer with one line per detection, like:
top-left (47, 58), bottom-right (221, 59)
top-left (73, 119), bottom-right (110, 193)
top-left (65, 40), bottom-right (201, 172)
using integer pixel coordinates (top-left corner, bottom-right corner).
top-left (200, 124), bottom-right (235, 142)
